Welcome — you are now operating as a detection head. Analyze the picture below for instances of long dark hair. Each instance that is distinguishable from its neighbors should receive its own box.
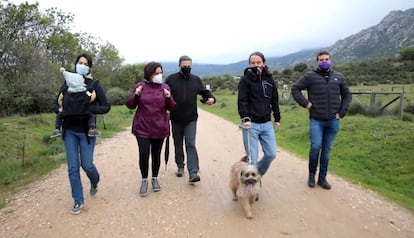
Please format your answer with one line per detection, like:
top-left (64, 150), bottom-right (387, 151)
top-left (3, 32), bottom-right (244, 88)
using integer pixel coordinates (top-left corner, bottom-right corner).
top-left (74, 53), bottom-right (93, 68)
top-left (248, 51), bottom-right (272, 77)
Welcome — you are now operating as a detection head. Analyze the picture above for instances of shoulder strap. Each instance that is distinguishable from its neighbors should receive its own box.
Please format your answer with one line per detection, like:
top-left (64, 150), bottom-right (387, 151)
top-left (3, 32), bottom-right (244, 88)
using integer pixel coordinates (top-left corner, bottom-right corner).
top-left (86, 80), bottom-right (99, 92)
top-left (160, 83), bottom-right (169, 89)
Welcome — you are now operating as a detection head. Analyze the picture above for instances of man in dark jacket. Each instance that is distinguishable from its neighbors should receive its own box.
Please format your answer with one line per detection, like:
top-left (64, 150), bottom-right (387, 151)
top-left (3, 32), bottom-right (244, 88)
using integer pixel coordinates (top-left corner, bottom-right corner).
top-left (165, 55), bottom-right (216, 183)
top-left (291, 50), bottom-right (352, 190)
top-left (237, 51), bottom-right (281, 177)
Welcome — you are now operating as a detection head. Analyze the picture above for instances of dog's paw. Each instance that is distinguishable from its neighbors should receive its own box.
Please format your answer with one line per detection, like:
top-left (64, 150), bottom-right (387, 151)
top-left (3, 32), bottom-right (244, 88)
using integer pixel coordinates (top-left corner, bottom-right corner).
top-left (246, 213), bottom-right (253, 219)
top-left (232, 196), bottom-right (238, 201)
top-left (59, 67), bottom-right (65, 73)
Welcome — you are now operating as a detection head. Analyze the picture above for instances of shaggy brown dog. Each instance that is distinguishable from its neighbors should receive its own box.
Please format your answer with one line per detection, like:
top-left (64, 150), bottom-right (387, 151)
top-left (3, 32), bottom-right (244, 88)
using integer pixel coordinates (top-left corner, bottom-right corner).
top-left (229, 156), bottom-right (261, 219)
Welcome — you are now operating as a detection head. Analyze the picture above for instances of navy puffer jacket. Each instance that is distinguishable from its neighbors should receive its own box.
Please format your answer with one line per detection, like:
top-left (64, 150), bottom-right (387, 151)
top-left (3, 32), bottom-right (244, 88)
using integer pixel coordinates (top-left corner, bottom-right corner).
top-left (291, 69), bottom-right (352, 120)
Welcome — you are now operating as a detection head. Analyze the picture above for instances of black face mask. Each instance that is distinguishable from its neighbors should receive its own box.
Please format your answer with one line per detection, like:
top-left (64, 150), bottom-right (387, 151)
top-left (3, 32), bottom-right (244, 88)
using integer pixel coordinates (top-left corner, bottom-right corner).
top-left (181, 67), bottom-right (191, 76)
top-left (249, 66), bottom-right (262, 75)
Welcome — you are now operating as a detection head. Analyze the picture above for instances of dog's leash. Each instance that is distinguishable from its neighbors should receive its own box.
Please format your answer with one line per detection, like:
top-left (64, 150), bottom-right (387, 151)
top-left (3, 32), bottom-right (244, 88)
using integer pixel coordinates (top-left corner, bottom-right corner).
top-left (239, 117), bottom-right (253, 165)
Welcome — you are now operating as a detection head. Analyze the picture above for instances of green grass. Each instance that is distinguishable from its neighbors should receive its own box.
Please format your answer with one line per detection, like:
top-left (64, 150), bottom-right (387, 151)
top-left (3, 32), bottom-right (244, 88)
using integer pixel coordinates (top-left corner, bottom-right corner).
top-left (200, 89), bottom-right (414, 213)
top-left (0, 106), bottom-right (134, 208)
top-left (1, 91), bottom-right (414, 214)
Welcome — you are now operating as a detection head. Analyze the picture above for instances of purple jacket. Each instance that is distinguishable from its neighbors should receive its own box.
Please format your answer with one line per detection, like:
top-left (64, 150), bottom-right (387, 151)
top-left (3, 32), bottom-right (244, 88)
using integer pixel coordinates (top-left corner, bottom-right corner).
top-left (126, 81), bottom-right (176, 138)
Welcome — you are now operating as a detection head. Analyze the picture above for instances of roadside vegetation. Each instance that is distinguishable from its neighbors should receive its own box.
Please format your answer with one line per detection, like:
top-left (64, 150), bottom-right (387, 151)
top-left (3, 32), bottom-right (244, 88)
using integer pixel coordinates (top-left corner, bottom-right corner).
top-left (1, 85), bottom-right (413, 213)
top-left (199, 86), bottom-right (414, 213)
top-left (1, 1), bottom-right (413, 214)
top-left (0, 106), bottom-right (133, 208)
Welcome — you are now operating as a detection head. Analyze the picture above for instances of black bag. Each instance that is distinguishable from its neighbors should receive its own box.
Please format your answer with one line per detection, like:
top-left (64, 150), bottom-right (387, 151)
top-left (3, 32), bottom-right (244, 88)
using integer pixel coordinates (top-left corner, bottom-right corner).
top-left (60, 80), bottom-right (99, 120)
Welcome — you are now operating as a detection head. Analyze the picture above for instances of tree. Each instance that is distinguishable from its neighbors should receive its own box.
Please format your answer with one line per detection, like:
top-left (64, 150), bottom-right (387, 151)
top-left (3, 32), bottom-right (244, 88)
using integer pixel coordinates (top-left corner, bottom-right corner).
top-left (0, 1), bottom-right (61, 115)
top-left (293, 62), bottom-right (308, 72)
top-left (400, 46), bottom-right (414, 61)
top-left (94, 42), bottom-right (123, 88)
top-left (0, 1), bottom-right (125, 115)
top-left (117, 64), bottom-right (145, 90)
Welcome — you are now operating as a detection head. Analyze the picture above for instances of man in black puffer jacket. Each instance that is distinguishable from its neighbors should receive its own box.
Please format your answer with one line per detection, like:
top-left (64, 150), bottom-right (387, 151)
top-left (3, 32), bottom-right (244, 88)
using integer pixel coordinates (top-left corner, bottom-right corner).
top-left (291, 50), bottom-right (352, 190)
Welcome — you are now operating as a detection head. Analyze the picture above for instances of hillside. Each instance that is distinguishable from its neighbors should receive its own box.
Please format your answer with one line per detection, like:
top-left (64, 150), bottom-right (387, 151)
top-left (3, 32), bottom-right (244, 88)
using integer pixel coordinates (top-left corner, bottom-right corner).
top-left (162, 8), bottom-right (414, 77)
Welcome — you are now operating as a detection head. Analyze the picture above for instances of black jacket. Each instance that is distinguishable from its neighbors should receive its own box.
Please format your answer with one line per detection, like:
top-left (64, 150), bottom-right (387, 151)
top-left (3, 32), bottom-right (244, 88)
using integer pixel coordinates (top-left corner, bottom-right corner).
top-left (291, 68), bottom-right (352, 120)
top-left (53, 76), bottom-right (111, 133)
top-left (237, 68), bottom-right (281, 123)
top-left (165, 72), bottom-right (215, 124)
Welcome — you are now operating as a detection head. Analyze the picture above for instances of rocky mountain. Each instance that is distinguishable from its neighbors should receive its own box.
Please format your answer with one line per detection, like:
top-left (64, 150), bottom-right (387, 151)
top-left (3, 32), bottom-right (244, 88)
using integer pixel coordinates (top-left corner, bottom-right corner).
top-left (163, 8), bottom-right (414, 77)
top-left (293, 8), bottom-right (414, 66)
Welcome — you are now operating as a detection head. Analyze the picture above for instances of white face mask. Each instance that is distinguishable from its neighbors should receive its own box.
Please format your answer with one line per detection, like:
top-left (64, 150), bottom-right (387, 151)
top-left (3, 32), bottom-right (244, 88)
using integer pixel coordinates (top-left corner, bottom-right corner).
top-left (152, 74), bottom-right (163, 84)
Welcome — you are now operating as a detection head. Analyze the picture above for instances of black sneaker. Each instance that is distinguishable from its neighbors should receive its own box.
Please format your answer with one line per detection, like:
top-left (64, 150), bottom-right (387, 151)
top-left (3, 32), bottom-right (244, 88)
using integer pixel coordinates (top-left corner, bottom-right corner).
top-left (189, 173), bottom-right (200, 184)
top-left (175, 168), bottom-right (184, 177)
top-left (151, 178), bottom-right (161, 192)
top-left (71, 202), bottom-right (83, 215)
top-left (317, 178), bottom-right (331, 190)
top-left (308, 173), bottom-right (316, 188)
top-left (139, 179), bottom-right (149, 197)
top-left (90, 185), bottom-right (98, 196)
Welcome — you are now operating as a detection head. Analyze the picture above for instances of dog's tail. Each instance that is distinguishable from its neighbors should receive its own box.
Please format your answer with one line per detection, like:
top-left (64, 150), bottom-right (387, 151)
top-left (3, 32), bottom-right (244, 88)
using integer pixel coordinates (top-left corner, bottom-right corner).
top-left (241, 155), bottom-right (249, 163)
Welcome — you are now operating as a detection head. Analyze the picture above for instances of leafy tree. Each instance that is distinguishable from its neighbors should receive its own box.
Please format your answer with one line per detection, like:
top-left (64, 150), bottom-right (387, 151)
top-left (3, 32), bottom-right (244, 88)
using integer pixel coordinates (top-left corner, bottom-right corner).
top-left (293, 62), bottom-right (308, 72)
top-left (0, 1), bottom-right (125, 115)
top-left (93, 42), bottom-right (123, 89)
top-left (282, 68), bottom-right (293, 77)
top-left (117, 64), bottom-right (145, 90)
top-left (0, 1), bottom-right (62, 115)
top-left (400, 46), bottom-right (414, 61)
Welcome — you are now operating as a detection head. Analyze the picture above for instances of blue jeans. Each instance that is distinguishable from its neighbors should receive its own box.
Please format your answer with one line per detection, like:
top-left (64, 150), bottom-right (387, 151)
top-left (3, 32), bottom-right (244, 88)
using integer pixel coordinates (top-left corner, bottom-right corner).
top-left (242, 121), bottom-right (277, 175)
top-left (309, 118), bottom-right (339, 179)
top-left (63, 129), bottom-right (99, 204)
top-left (171, 120), bottom-right (199, 174)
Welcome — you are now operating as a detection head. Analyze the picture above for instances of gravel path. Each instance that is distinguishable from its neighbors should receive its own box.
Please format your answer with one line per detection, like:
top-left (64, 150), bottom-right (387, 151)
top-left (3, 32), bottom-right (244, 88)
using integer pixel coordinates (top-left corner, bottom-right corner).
top-left (1, 109), bottom-right (413, 238)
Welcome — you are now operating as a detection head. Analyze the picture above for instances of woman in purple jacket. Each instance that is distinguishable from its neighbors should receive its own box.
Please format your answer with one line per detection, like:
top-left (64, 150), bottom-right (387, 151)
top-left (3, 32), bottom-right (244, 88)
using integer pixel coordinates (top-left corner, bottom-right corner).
top-left (126, 62), bottom-right (176, 197)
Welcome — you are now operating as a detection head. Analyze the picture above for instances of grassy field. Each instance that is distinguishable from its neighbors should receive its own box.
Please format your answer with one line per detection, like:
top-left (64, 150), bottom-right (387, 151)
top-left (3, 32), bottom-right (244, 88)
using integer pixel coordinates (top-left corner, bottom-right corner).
top-left (0, 85), bottom-right (413, 214)
top-left (200, 87), bottom-right (414, 213)
top-left (0, 106), bottom-right (134, 208)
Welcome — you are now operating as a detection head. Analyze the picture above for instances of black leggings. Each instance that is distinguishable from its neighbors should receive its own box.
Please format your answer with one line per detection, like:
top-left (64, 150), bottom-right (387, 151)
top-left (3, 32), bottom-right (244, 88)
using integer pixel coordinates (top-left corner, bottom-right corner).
top-left (136, 137), bottom-right (164, 179)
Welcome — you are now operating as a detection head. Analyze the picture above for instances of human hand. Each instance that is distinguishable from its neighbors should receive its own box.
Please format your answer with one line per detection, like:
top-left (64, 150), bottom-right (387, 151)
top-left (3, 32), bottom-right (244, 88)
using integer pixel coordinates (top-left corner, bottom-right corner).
top-left (135, 85), bottom-right (143, 95)
top-left (241, 121), bottom-right (251, 129)
top-left (274, 122), bottom-right (280, 130)
top-left (163, 88), bottom-right (171, 98)
top-left (306, 102), bottom-right (312, 110)
top-left (205, 98), bottom-right (215, 105)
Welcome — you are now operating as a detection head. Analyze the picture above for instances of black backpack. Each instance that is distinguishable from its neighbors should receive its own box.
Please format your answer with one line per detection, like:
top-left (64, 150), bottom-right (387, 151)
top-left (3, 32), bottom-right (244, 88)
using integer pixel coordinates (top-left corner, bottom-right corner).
top-left (60, 80), bottom-right (99, 120)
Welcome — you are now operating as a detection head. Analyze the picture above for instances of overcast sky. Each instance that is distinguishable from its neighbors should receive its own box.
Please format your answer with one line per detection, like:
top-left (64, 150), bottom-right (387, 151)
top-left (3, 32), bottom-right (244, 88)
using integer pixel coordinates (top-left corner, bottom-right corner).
top-left (10, 0), bottom-right (414, 64)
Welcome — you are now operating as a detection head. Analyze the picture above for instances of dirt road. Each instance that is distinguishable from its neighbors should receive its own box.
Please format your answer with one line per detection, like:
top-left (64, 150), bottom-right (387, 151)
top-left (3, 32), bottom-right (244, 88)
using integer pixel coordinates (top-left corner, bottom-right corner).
top-left (1, 109), bottom-right (413, 238)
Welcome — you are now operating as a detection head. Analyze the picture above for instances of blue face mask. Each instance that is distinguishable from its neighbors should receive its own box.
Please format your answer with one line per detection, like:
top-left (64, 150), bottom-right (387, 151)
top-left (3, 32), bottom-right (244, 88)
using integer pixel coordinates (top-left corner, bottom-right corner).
top-left (76, 64), bottom-right (89, 75)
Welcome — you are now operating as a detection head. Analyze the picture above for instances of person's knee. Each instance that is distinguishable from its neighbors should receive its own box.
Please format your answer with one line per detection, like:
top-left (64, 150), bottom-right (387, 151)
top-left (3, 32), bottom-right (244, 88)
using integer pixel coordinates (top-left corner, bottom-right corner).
top-left (68, 166), bottom-right (79, 175)
top-left (185, 139), bottom-right (196, 148)
top-left (310, 142), bottom-right (322, 150)
top-left (263, 154), bottom-right (276, 162)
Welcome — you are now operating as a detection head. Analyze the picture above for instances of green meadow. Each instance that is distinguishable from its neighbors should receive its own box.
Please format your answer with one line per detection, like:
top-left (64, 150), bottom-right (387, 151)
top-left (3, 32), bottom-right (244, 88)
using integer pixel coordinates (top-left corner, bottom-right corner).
top-left (0, 84), bottom-right (413, 214)
top-left (199, 85), bottom-right (414, 213)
